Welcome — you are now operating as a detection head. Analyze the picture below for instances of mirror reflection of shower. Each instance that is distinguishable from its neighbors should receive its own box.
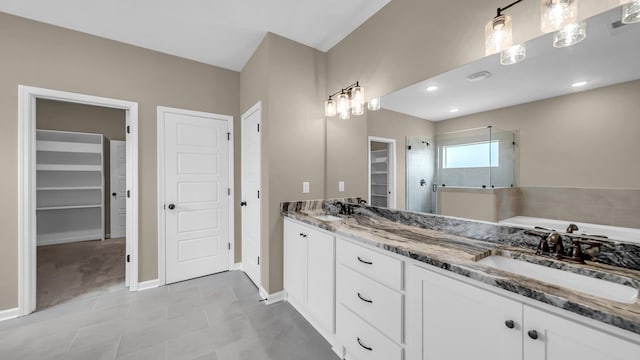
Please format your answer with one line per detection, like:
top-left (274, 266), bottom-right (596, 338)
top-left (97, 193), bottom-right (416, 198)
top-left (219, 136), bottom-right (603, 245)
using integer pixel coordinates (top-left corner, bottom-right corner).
top-left (406, 137), bottom-right (435, 214)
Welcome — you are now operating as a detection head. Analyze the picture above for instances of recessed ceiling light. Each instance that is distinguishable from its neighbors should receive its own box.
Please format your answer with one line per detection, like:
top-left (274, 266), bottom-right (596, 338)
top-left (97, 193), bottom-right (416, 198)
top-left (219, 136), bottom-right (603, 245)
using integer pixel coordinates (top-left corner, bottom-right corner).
top-left (426, 86), bottom-right (439, 92)
top-left (450, 108), bottom-right (460, 113)
top-left (572, 81), bottom-right (588, 88)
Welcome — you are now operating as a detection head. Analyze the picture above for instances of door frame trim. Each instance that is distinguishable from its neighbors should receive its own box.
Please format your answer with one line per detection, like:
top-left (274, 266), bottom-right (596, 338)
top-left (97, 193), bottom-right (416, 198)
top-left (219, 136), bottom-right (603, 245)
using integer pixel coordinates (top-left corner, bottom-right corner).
top-left (18, 85), bottom-right (140, 316)
top-left (156, 106), bottom-right (235, 286)
top-left (368, 136), bottom-right (397, 209)
top-left (240, 101), bottom-right (262, 288)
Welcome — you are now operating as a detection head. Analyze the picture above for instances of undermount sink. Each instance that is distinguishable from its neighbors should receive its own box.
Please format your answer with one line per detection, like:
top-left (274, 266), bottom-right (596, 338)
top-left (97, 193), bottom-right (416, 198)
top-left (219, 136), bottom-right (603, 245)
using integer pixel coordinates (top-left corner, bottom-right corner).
top-left (478, 255), bottom-right (638, 304)
top-left (312, 214), bottom-right (342, 222)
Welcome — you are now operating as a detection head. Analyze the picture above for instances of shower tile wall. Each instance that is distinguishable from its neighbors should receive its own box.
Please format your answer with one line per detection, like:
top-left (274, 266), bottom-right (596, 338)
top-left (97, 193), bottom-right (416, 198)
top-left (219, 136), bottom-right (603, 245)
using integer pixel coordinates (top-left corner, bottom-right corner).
top-left (517, 187), bottom-right (640, 228)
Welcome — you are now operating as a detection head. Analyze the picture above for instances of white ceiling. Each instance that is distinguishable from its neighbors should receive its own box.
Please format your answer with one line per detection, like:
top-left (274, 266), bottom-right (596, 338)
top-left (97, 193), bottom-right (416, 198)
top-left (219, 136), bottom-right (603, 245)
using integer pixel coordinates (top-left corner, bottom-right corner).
top-left (0, 0), bottom-right (391, 71)
top-left (382, 6), bottom-right (640, 121)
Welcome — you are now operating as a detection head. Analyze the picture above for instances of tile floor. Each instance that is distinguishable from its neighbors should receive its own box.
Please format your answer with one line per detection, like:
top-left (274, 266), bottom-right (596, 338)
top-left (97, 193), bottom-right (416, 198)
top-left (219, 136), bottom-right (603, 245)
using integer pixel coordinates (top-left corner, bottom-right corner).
top-left (0, 271), bottom-right (340, 360)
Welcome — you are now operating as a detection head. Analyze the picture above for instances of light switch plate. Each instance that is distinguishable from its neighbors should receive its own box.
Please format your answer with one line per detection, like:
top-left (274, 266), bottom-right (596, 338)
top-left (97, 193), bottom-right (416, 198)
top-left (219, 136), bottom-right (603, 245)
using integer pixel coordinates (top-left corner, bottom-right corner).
top-left (339, 181), bottom-right (345, 192)
top-left (303, 182), bottom-right (310, 193)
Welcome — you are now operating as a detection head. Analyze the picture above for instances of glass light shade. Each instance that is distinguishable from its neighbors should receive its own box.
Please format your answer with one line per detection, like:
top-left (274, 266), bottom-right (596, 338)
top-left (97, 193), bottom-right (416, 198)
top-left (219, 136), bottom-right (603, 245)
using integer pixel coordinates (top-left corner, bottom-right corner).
top-left (621, 1), bottom-right (640, 24)
top-left (367, 97), bottom-right (381, 111)
top-left (500, 44), bottom-right (526, 65)
top-left (337, 92), bottom-right (350, 114)
top-left (485, 15), bottom-right (513, 56)
top-left (350, 85), bottom-right (365, 107)
top-left (338, 109), bottom-right (351, 120)
top-left (541, 0), bottom-right (578, 33)
top-left (324, 98), bottom-right (337, 117)
top-left (553, 21), bottom-right (587, 48)
top-left (352, 103), bottom-right (364, 116)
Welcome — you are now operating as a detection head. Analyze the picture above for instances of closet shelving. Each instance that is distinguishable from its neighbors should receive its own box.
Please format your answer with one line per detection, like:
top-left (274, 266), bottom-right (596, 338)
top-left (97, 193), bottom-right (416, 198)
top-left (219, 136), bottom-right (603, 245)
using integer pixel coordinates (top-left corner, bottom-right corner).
top-left (370, 148), bottom-right (390, 207)
top-left (36, 129), bottom-right (105, 245)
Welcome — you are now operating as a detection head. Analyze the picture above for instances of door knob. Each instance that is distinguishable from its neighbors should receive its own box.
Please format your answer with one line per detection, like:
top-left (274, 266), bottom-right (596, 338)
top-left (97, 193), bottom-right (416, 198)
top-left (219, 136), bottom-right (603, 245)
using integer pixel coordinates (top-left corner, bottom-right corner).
top-left (168, 204), bottom-right (175, 210)
top-left (240, 201), bottom-right (247, 206)
top-left (112, 192), bottom-right (117, 197)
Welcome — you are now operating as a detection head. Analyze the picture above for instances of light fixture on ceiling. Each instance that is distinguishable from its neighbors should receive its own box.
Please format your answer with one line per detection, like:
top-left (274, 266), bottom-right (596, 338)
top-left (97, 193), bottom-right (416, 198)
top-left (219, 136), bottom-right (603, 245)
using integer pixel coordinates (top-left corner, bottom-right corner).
top-left (541, 0), bottom-right (578, 33)
top-left (500, 43), bottom-right (526, 65)
top-left (450, 108), bottom-right (460, 113)
top-left (426, 85), bottom-right (439, 92)
top-left (553, 20), bottom-right (587, 47)
top-left (572, 80), bottom-right (588, 87)
top-left (324, 81), bottom-right (374, 118)
top-left (621, 0), bottom-right (640, 24)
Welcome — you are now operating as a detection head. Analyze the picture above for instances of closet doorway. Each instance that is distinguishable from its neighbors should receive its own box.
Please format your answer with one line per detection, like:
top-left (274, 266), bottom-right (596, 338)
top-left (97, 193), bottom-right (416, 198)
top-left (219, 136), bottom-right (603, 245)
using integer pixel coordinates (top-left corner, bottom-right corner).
top-left (18, 86), bottom-right (139, 316)
top-left (368, 137), bottom-right (396, 208)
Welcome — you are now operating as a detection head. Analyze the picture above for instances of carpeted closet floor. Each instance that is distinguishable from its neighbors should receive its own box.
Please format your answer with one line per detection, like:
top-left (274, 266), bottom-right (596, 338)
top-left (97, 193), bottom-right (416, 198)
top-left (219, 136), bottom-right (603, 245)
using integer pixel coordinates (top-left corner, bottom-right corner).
top-left (37, 238), bottom-right (126, 310)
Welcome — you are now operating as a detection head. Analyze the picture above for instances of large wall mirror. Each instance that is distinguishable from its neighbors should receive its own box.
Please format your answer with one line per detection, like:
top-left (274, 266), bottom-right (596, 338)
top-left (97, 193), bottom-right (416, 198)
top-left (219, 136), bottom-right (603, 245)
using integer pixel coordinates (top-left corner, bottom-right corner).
top-left (326, 5), bottom-right (640, 230)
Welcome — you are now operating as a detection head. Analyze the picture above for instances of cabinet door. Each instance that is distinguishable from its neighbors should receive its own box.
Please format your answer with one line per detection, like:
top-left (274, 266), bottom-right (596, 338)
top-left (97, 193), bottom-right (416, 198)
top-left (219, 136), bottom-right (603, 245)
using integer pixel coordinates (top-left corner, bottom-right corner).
top-left (307, 229), bottom-right (335, 334)
top-left (524, 306), bottom-right (640, 360)
top-left (406, 265), bottom-right (522, 360)
top-left (284, 220), bottom-right (307, 306)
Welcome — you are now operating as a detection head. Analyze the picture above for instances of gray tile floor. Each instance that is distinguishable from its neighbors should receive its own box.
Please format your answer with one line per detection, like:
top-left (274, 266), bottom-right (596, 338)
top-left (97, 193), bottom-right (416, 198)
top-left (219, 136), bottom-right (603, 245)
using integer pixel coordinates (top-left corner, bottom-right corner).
top-left (0, 271), bottom-right (340, 360)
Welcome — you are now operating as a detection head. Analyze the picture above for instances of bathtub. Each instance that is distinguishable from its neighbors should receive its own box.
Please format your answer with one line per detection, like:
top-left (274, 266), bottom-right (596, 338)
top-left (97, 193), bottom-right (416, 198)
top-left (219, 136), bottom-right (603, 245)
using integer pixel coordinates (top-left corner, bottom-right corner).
top-left (499, 216), bottom-right (640, 244)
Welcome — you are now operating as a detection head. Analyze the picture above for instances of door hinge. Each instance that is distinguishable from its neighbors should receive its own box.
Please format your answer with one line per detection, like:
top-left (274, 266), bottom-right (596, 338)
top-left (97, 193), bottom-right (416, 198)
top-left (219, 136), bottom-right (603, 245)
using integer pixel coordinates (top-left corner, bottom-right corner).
top-left (228, 242), bottom-right (231, 250)
top-left (257, 190), bottom-right (260, 199)
top-left (127, 190), bottom-right (130, 198)
top-left (257, 123), bottom-right (260, 132)
top-left (227, 132), bottom-right (231, 141)
top-left (126, 125), bottom-right (130, 134)
top-left (228, 188), bottom-right (231, 196)
top-left (257, 256), bottom-right (260, 265)
top-left (126, 254), bottom-right (130, 263)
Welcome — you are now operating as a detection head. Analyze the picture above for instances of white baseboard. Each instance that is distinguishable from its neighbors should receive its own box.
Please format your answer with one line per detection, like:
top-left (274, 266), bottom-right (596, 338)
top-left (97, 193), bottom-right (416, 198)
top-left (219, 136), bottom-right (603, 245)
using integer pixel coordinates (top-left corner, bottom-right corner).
top-left (137, 279), bottom-right (160, 291)
top-left (231, 262), bottom-right (243, 271)
top-left (259, 286), bottom-right (285, 305)
top-left (0, 307), bottom-right (19, 322)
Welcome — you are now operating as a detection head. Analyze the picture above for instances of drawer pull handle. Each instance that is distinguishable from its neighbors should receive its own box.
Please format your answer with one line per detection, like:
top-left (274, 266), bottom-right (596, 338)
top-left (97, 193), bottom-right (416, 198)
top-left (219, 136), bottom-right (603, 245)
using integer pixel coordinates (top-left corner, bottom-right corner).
top-left (357, 292), bottom-right (373, 303)
top-left (357, 256), bottom-right (373, 265)
top-left (357, 337), bottom-right (373, 351)
top-left (528, 330), bottom-right (539, 340)
top-left (505, 320), bottom-right (515, 329)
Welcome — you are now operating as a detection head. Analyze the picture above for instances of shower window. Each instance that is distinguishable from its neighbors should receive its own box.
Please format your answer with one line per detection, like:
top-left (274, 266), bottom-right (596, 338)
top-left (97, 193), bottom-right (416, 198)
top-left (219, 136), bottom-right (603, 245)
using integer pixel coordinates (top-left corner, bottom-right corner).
top-left (442, 141), bottom-right (499, 169)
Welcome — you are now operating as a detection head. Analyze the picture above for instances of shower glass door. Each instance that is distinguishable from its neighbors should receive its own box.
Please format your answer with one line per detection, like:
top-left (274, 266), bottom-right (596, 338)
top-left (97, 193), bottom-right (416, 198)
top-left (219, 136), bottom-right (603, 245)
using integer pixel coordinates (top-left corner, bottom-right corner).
top-left (406, 137), bottom-right (435, 214)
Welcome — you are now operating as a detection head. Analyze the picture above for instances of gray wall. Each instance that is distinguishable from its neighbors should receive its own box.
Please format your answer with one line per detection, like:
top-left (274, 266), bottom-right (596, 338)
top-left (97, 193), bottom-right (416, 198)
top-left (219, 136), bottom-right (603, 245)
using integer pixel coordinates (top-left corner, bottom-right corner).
top-left (0, 12), bottom-right (239, 310)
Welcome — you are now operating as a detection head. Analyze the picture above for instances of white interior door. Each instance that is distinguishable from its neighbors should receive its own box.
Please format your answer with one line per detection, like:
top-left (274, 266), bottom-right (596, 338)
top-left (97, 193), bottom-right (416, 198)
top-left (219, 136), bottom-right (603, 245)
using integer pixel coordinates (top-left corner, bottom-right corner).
top-left (164, 111), bottom-right (230, 284)
top-left (110, 140), bottom-right (126, 239)
top-left (241, 103), bottom-right (261, 287)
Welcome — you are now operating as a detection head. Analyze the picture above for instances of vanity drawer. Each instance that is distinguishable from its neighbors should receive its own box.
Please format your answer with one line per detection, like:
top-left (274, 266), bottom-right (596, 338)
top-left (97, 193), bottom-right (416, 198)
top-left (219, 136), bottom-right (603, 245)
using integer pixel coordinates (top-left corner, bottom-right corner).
top-left (337, 304), bottom-right (402, 360)
top-left (337, 238), bottom-right (403, 291)
top-left (337, 264), bottom-right (403, 344)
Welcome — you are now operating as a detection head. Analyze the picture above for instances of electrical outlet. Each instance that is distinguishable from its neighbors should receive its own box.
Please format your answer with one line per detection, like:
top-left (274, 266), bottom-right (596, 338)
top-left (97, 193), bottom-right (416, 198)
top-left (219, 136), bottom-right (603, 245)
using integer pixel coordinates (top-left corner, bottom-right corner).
top-left (339, 181), bottom-right (345, 192)
top-left (303, 182), bottom-right (310, 193)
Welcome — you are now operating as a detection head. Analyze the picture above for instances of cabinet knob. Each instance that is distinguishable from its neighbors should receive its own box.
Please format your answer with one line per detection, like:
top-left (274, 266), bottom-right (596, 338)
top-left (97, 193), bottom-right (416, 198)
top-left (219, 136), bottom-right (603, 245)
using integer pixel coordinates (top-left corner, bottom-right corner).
top-left (528, 330), bottom-right (539, 340)
top-left (505, 320), bottom-right (515, 329)
top-left (168, 204), bottom-right (175, 210)
top-left (240, 201), bottom-right (247, 206)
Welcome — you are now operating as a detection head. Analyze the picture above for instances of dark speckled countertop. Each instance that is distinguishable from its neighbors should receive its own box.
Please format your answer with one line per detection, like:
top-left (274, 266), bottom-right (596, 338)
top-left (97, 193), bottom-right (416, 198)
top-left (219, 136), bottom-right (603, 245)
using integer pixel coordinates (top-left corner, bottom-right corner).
top-left (281, 199), bottom-right (640, 337)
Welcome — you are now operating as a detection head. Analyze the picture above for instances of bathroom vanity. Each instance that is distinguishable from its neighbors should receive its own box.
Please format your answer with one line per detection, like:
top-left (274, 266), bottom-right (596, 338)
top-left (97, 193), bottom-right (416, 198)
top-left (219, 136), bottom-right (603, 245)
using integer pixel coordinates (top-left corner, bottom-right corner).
top-left (282, 200), bottom-right (640, 360)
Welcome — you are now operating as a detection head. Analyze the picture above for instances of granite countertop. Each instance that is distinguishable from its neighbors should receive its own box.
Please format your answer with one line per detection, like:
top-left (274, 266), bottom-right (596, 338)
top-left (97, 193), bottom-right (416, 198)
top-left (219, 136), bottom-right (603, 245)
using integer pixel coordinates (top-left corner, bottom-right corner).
top-left (281, 202), bottom-right (640, 336)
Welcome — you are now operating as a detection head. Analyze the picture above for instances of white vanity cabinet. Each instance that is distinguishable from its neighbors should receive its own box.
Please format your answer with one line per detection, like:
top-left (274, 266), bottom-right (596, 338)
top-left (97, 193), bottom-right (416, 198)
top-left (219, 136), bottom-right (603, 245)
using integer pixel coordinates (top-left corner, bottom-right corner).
top-left (283, 218), bottom-right (335, 340)
top-left (406, 264), bottom-right (640, 360)
top-left (336, 238), bottom-right (405, 360)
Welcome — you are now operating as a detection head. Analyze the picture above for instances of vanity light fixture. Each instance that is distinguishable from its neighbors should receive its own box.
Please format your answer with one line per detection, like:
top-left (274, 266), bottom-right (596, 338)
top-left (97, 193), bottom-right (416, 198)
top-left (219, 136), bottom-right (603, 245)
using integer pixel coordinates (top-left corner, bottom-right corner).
top-left (485, 0), bottom-right (524, 56)
top-left (553, 20), bottom-right (587, 47)
top-left (500, 43), bottom-right (526, 65)
top-left (572, 80), bottom-right (588, 87)
top-left (426, 85), bottom-right (439, 92)
top-left (324, 81), bottom-right (375, 118)
top-left (541, 0), bottom-right (578, 33)
top-left (368, 97), bottom-right (381, 111)
top-left (621, 0), bottom-right (640, 24)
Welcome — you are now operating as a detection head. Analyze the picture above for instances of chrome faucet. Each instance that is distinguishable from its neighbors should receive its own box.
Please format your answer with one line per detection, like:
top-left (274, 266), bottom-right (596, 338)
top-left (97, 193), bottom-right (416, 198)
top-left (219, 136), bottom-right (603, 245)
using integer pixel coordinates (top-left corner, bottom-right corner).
top-left (566, 223), bottom-right (579, 234)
